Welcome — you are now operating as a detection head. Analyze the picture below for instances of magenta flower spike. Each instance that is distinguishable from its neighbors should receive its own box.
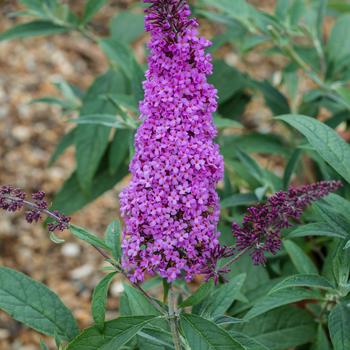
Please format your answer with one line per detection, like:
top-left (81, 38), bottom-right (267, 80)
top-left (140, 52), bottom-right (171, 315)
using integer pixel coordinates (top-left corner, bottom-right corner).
top-left (232, 180), bottom-right (342, 265)
top-left (119, 0), bottom-right (224, 282)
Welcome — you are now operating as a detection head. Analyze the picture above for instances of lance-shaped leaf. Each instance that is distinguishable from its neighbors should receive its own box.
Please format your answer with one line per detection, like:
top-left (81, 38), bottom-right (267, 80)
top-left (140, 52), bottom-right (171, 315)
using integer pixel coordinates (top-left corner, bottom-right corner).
top-left (0, 267), bottom-right (79, 341)
top-left (66, 316), bottom-right (157, 350)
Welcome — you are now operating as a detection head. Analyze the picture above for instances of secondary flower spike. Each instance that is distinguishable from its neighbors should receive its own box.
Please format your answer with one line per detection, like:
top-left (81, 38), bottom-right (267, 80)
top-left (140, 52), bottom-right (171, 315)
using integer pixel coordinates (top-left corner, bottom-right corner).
top-left (119, 0), bottom-right (224, 282)
top-left (232, 180), bottom-right (342, 265)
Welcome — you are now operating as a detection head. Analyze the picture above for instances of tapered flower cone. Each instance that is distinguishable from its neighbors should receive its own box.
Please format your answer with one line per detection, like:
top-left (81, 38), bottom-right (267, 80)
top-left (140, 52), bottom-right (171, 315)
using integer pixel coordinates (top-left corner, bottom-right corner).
top-left (119, 0), bottom-right (224, 282)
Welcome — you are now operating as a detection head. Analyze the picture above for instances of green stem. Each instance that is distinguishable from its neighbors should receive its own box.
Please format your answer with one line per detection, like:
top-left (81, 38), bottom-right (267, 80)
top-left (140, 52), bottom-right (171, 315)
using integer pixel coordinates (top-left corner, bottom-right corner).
top-left (168, 288), bottom-right (182, 350)
top-left (220, 247), bottom-right (250, 271)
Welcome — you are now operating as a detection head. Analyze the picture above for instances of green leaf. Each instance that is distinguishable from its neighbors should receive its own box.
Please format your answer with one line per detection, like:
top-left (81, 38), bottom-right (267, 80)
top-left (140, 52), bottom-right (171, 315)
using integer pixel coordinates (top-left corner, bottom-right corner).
top-left (201, 0), bottom-right (257, 29)
top-left (332, 240), bottom-right (350, 290)
top-left (179, 280), bottom-right (214, 308)
top-left (75, 70), bottom-right (127, 191)
top-left (221, 193), bottom-right (257, 209)
top-left (71, 114), bottom-right (136, 129)
top-left (214, 116), bottom-right (243, 129)
top-left (0, 267), bottom-right (79, 341)
top-left (50, 231), bottom-right (65, 244)
top-left (276, 114), bottom-right (350, 184)
top-left (123, 284), bottom-right (162, 316)
top-left (231, 306), bottom-right (316, 350)
top-left (283, 240), bottom-right (318, 274)
top-left (81, 0), bottom-right (108, 24)
top-left (40, 340), bottom-right (50, 350)
top-left (110, 11), bottom-right (144, 44)
top-left (269, 274), bottom-right (335, 293)
top-left (51, 161), bottom-right (129, 214)
top-left (235, 148), bottom-right (265, 185)
top-left (92, 272), bottom-right (116, 329)
top-left (99, 38), bottom-right (144, 101)
top-left (138, 326), bottom-right (174, 349)
top-left (312, 325), bottom-right (331, 350)
top-left (244, 288), bottom-right (322, 320)
top-left (208, 60), bottom-right (246, 103)
top-left (327, 14), bottom-right (350, 71)
top-left (30, 96), bottom-right (77, 111)
top-left (199, 274), bottom-right (246, 318)
top-left (0, 21), bottom-right (68, 41)
top-left (104, 220), bottom-right (122, 261)
top-left (180, 314), bottom-right (245, 350)
top-left (49, 128), bottom-right (76, 166)
top-left (283, 149), bottom-right (302, 189)
top-left (109, 129), bottom-right (131, 174)
top-left (228, 330), bottom-right (269, 350)
top-left (252, 80), bottom-right (290, 115)
top-left (328, 302), bottom-right (350, 350)
top-left (287, 222), bottom-right (346, 239)
top-left (313, 203), bottom-right (349, 239)
top-left (70, 224), bottom-right (110, 251)
top-left (66, 316), bottom-right (157, 350)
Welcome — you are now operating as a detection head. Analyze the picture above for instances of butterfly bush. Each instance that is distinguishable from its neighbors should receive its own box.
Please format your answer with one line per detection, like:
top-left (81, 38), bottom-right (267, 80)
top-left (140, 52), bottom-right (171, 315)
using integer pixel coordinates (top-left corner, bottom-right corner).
top-left (232, 180), bottom-right (342, 265)
top-left (119, 0), bottom-right (224, 282)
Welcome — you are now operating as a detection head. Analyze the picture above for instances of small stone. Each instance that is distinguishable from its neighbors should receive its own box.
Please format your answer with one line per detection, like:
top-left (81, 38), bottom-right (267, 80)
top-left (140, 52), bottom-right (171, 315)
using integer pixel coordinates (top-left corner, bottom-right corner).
top-left (70, 264), bottom-right (93, 279)
top-left (12, 126), bottom-right (31, 142)
top-left (62, 243), bottom-right (80, 257)
top-left (0, 329), bottom-right (10, 340)
top-left (110, 281), bottom-right (124, 296)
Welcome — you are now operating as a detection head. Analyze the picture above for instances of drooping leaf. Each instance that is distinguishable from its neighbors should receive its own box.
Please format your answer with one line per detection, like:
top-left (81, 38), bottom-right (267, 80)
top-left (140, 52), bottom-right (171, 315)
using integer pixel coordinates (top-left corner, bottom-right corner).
top-left (69, 224), bottom-right (111, 251)
top-left (198, 274), bottom-right (246, 318)
top-left (252, 80), bottom-right (290, 115)
top-left (104, 220), bottom-right (122, 261)
top-left (228, 330), bottom-right (269, 350)
top-left (327, 14), bottom-right (350, 71)
top-left (328, 302), bottom-right (350, 350)
top-left (123, 284), bottom-right (162, 316)
top-left (109, 129), bottom-right (131, 174)
top-left (277, 114), bottom-right (350, 184)
top-left (208, 60), bottom-right (247, 104)
top-left (287, 222), bottom-right (346, 239)
top-left (92, 272), bottom-right (117, 329)
top-left (221, 193), bottom-right (258, 209)
top-left (313, 324), bottom-right (331, 350)
top-left (180, 314), bottom-right (245, 350)
top-left (283, 149), bottom-right (302, 189)
top-left (269, 274), bottom-right (335, 293)
top-left (74, 70), bottom-right (128, 191)
top-left (99, 38), bottom-right (144, 101)
top-left (283, 240), bottom-right (318, 275)
top-left (231, 306), bottom-right (316, 350)
top-left (66, 316), bottom-right (157, 350)
top-left (0, 267), bottom-right (79, 341)
top-left (49, 128), bottom-right (76, 166)
top-left (51, 160), bottom-right (129, 214)
top-left (81, 0), bottom-right (108, 24)
top-left (244, 288), bottom-right (322, 320)
top-left (179, 280), bottom-right (214, 308)
top-left (0, 21), bottom-right (68, 41)
top-left (71, 114), bottom-right (136, 129)
top-left (110, 11), bottom-right (145, 44)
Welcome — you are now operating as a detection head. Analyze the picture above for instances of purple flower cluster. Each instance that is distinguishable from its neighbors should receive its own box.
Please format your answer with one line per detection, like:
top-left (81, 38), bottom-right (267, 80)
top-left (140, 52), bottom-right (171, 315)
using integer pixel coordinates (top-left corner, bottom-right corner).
top-left (0, 185), bottom-right (70, 232)
top-left (232, 180), bottom-right (342, 264)
top-left (119, 0), bottom-right (224, 282)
